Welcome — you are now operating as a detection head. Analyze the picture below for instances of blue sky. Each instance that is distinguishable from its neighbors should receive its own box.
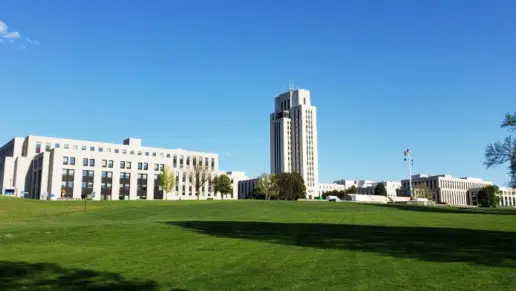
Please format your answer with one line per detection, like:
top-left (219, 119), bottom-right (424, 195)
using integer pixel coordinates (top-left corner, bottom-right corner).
top-left (1, 0), bottom-right (515, 185)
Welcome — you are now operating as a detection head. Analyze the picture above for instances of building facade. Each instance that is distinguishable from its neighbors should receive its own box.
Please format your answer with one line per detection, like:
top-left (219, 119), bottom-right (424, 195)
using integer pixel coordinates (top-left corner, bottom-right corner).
top-left (238, 178), bottom-right (260, 199)
top-left (0, 136), bottom-right (246, 200)
top-left (467, 187), bottom-right (516, 207)
top-left (318, 183), bottom-right (346, 197)
top-left (400, 174), bottom-right (492, 206)
top-left (358, 181), bottom-right (401, 197)
top-left (334, 179), bottom-right (377, 190)
top-left (270, 89), bottom-right (319, 199)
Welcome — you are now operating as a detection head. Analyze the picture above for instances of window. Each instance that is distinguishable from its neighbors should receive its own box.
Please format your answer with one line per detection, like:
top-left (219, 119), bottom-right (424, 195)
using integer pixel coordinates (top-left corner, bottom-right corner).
top-left (154, 164), bottom-right (159, 171)
top-left (45, 142), bottom-right (51, 151)
top-left (83, 158), bottom-right (88, 166)
top-left (102, 160), bottom-right (107, 167)
top-left (166, 154), bottom-right (170, 158)
top-left (89, 159), bottom-right (95, 167)
top-left (138, 162), bottom-right (143, 170)
top-left (211, 158), bottom-right (215, 170)
top-left (152, 152), bottom-right (156, 157)
top-left (122, 150), bottom-right (127, 154)
top-left (99, 147), bottom-right (104, 152)
top-left (63, 157), bottom-right (69, 165)
top-left (73, 145), bottom-right (78, 150)
top-left (130, 151), bottom-right (135, 155)
top-left (173, 155), bottom-right (177, 168)
top-left (82, 146), bottom-right (87, 151)
top-left (108, 160), bottom-right (113, 168)
top-left (160, 164), bottom-right (164, 171)
top-left (193, 157), bottom-right (197, 166)
top-left (35, 142), bottom-right (41, 153)
top-left (127, 162), bottom-right (132, 169)
top-left (186, 156), bottom-right (190, 167)
top-left (145, 152), bottom-right (149, 156)
top-left (115, 149), bottom-right (119, 154)
top-left (143, 163), bottom-right (148, 170)
top-left (120, 161), bottom-right (125, 169)
top-left (138, 151), bottom-right (142, 156)
top-left (70, 157), bottom-right (76, 165)
top-left (107, 148), bottom-right (112, 153)
top-left (160, 153), bottom-right (164, 157)
top-left (55, 143), bottom-right (60, 149)
top-left (63, 144), bottom-right (69, 149)
top-left (180, 156), bottom-right (184, 168)
top-left (90, 146), bottom-right (95, 151)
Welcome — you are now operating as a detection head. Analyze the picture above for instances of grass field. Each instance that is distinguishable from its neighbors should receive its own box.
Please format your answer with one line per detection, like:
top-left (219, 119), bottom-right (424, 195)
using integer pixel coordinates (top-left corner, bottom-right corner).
top-left (1, 197), bottom-right (516, 290)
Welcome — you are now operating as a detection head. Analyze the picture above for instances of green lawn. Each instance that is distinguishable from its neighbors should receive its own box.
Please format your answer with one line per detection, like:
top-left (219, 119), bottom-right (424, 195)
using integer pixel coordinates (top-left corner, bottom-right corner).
top-left (1, 197), bottom-right (516, 291)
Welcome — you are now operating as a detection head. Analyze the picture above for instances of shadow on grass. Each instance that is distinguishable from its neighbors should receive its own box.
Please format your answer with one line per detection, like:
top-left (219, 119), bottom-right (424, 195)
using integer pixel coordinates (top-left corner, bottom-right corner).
top-left (0, 261), bottom-right (165, 291)
top-left (167, 221), bottom-right (516, 268)
top-left (368, 203), bottom-right (516, 216)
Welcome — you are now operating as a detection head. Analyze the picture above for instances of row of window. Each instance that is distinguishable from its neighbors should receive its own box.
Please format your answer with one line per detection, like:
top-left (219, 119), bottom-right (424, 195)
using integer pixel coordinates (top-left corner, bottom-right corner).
top-left (60, 168), bottom-right (225, 199)
top-left (35, 142), bottom-right (216, 170)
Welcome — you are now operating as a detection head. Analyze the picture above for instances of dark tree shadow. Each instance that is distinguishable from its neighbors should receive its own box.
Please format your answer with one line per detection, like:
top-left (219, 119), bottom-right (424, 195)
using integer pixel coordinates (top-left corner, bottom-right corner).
top-left (0, 261), bottom-right (161, 291)
top-left (167, 221), bottom-right (516, 268)
top-left (367, 203), bottom-right (516, 216)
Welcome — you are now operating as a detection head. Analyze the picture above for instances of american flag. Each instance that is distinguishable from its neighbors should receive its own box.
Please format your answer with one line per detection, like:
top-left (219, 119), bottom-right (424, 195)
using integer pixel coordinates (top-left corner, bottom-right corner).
top-left (403, 149), bottom-right (409, 156)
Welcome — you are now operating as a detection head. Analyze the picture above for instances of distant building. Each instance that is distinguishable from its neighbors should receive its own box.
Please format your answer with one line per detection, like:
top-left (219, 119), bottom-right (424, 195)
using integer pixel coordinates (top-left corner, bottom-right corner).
top-left (358, 181), bottom-right (401, 197)
top-left (238, 177), bottom-right (260, 199)
top-left (400, 174), bottom-right (492, 206)
top-left (334, 179), bottom-right (376, 190)
top-left (468, 186), bottom-right (516, 207)
top-left (0, 135), bottom-right (246, 200)
top-left (319, 183), bottom-right (346, 196)
top-left (270, 89), bottom-right (319, 199)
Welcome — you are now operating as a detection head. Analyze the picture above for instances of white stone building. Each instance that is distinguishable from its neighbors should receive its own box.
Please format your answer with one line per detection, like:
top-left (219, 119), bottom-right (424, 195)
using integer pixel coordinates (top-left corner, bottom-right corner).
top-left (0, 136), bottom-right (246, 200)
top-left (270, 89), bottom-right (319, 199)
top-left (400, 174), bottom-right (492, 206)
top-left (318, 183), bottom-right (346, 197)
top-left (468, 186), bottom-right (516, 207)
top-left (357, 181), bottom-right (401, 197)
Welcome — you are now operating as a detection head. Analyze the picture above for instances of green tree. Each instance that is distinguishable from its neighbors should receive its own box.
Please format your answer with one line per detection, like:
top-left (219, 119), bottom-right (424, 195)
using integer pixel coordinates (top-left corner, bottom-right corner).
top-left (345, 185), bottom-right (358, 194)
top-left (255, 173), bottom-right (279, 200)
top-left (485, 113), bottom-right (516, 188)
top-left (192, 164), bottom-right (211, 200)
top-left (213, 174), bottom-right (233, 200)
top-left (159, 165), bottom-right (175, 200)
top-left (414, 184), bottom-right (433, 200)
top-left (477, 185), bottom-right (501, 208)
top-left (374, 183), bottom-right (388, 196)
top-left (275, 173), bottom-right (306, 200)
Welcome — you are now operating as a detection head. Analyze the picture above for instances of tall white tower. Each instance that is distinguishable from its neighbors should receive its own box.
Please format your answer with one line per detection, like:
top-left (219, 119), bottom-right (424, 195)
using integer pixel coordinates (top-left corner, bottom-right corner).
top-left (270, 89), bottom-right (319, 199)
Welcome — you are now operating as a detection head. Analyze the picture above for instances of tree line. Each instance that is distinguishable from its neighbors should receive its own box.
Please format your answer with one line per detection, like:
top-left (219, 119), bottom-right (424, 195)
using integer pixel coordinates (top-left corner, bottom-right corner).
top-left (250, 172), bottom-right (307, 200)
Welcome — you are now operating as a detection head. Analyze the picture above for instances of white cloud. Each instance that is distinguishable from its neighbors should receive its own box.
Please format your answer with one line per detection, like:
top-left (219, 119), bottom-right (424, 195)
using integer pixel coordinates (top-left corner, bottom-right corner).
top-left (3, 32), bottom-right (20, 39)
top-left (19, 44), bottom-right (26, 50)
top-left (26, 38), bottom-right (40, 45)
top-left (0, 21), bottom-right (7, 34)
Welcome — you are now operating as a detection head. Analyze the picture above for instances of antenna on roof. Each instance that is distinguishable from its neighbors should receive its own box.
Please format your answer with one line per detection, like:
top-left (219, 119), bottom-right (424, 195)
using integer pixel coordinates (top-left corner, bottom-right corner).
top-left (288, 80), bottom-right (294, 91)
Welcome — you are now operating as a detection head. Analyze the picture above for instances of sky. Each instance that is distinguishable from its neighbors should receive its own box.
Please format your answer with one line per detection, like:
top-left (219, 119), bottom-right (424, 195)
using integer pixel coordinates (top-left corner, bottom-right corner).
top-left (1, 0), bottom-right (515, 186)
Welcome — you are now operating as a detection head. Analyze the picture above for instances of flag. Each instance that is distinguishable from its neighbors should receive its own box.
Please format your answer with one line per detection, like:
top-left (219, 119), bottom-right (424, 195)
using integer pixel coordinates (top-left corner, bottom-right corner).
top-left (403, 149), bottom-right (409, 156)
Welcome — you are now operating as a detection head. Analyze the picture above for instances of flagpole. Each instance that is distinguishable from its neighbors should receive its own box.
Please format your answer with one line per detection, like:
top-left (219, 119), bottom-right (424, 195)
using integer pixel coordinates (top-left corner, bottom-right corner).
top-left (408, 152), bottom-right (413, 198)
top-left (404, 149), bottom-right (414, 198)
